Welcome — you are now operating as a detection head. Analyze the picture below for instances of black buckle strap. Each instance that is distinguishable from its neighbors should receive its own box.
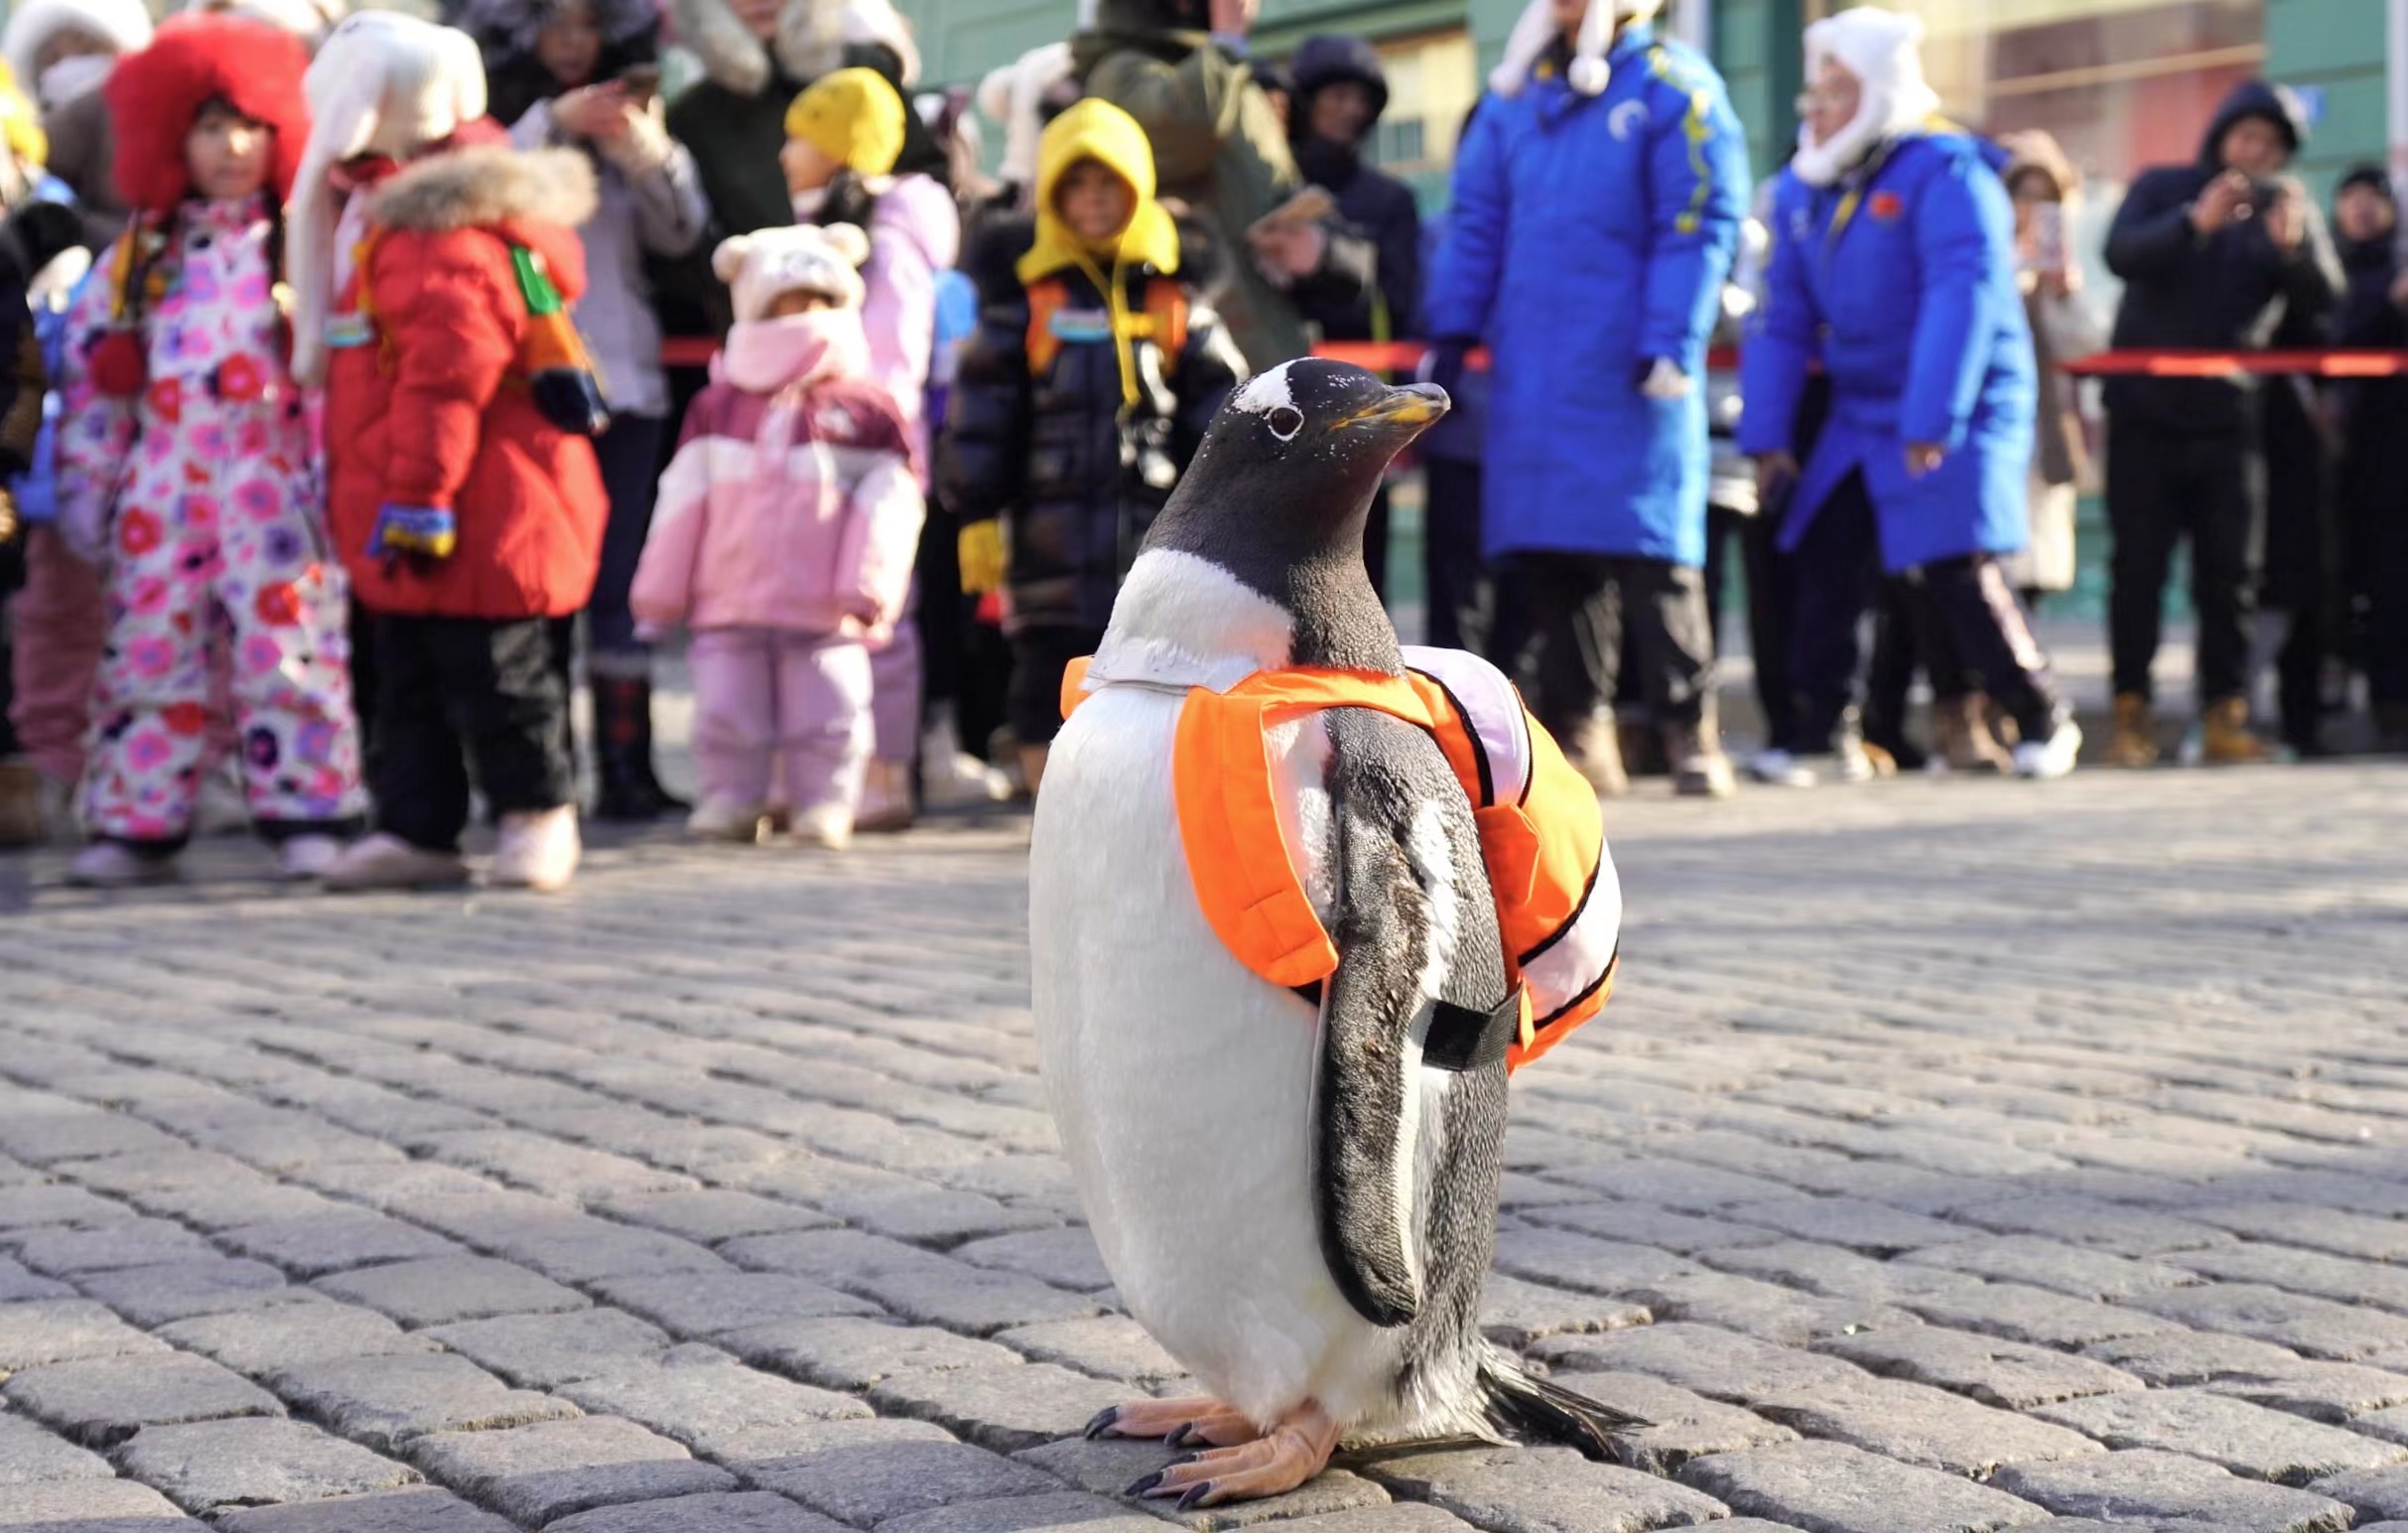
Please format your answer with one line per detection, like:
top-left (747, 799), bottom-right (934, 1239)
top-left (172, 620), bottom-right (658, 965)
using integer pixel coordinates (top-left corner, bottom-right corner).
top-left (1423, 987), bottom-right (1524, 1073)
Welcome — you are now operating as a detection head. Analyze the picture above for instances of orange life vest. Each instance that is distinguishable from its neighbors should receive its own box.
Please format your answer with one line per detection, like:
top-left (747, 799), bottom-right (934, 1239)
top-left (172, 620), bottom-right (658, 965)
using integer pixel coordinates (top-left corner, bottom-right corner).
top-left (1063, 646), bottom-right (1619, 1071)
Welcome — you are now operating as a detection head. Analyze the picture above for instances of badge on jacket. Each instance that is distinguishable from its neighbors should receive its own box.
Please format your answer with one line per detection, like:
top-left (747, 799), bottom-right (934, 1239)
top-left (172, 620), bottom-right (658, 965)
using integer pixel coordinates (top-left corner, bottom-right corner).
top-left (1869, 191), bottom-right (1905, 221)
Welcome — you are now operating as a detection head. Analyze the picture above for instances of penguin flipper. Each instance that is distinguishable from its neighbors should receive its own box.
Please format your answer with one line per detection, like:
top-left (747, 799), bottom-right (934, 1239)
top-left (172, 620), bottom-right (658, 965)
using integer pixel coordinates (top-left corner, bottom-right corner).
top-left (1312, 710), bottom-right (1510, 1331)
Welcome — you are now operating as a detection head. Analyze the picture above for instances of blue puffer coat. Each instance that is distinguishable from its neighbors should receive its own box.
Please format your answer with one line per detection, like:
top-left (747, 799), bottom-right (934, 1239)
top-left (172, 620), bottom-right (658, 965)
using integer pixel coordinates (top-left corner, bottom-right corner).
top-left (1739, 130), bottom-right (2037, 573)
top-left (1422, 26), bottom-right (1748, 568)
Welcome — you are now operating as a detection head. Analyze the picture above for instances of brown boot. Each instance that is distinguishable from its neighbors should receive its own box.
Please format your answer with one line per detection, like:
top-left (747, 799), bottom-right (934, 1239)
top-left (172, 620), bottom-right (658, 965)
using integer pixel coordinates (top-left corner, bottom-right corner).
top-left (1665, 721), bottom-right (1736, 798)
top-left (2105, 693), bottom-right (2159, 768)
top-left (2200, 696), bottom-right (2271, 766)
top-left (1564, 712), bottom-right (1628, 796)
top-left (1934, 694), bottom-right (2014, 774)
top-left (0, 761), bottom-right (42, 848)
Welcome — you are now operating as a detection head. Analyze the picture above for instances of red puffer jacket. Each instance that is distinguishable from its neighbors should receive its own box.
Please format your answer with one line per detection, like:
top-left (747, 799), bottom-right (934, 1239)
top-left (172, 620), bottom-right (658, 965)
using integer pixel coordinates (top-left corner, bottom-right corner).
top-left (326, 145), bottom-right (606, 620)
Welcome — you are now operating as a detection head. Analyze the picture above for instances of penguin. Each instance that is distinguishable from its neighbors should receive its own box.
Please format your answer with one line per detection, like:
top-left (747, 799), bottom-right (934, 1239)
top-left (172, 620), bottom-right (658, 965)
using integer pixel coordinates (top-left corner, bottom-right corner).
top-left (1028, 359), bottom-right (1636, 1509)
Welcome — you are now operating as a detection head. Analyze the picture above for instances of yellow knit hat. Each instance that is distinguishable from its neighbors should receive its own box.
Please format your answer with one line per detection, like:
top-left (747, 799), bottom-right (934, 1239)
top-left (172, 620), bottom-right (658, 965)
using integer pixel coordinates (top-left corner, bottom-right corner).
top-left (0, 59), bottom-right (46, 170)
top-left (784, 67), bottom-right (906, 178)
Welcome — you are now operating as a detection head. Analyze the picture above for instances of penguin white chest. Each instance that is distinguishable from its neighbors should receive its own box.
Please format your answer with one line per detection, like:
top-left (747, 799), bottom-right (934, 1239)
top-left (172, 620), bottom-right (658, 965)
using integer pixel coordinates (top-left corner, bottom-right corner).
top-left (1029, 688), bottom-right (1389, 1424)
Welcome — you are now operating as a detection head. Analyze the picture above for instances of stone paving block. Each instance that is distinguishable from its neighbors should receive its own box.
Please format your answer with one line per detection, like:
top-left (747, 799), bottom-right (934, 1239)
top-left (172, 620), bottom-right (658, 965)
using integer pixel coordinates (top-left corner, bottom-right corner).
top-left (555, 1359), bottom-right (870, 1459)
top-left (394, 1196), bottom-right (733, 1285)
top-left (293, 1164), bottom-right (503, 1210)
top-left (0, 1112), bottom-right (187, 1167)
top-left (1720, 1197), bottom-right (1974, 1257)
top-left (0, 1185), bottom-right (140, 1230)
top-left (1527, 1200), bottom-right (1784, 1257)
top-left (1014, 1438), bottom-right (1391, 1528)
top-left (2171, 1239), bottom-right (2408, 1314)
top-left (409, 1416), bottom-right (738, 1525)
top-left (588, 1272), bottom-right (879, 1338)
top-left (1748, 1374), bottom-right (2101, 1477)
top-left (2341, 1404), bottom-right (2408, 1447)
top-left (1817, 1326), bottom-right (2146, 1409)
top-left (1548, 1156), bottom-right (1801, 1210)
top-left (720, 1315), bottom-right (1027, 1389)
top-left (215, 1215), bottom-right (465, 1278)
top-left (1532, 1323), bottom-right (1870, 1404)
top-left (76, 1259), bottom-right (315, 1325)
top-left (0, 1256), bottom-right (73, 1304)
top-left (1898, 1281), bottom-right (2183, 1349)
top-left (2201, 1359), bottom-right (2408, 1423)
top-left (0, 1410), bottom-right (115, 1484)
top-left (542, 1489), bottom-right (849, 1533)
top-left (0, 1299), bottom-right (171, 1369)
top-left (1364, 1443), bottom-right (1727, 1533)
top-left (1490, 1227), bottom-right (1699, 1294)
top-left (1948, 1197), bottom-right (2234, 1257)
top-left (5, 1354), bottom-right (284, 1448)
top-left (127, 1183), bottom-right (359, 1234)
top-left (0, 1477), bottom-right (193, 1524)
top-left (1677, 1439), bottom-right (2050, 1532)
top-left (867, 1360), bottom-right (1129, 1454)
top-left (1264, 1508), bottom-right (1478, 1532)
top-left (112, 1417), bottom-right (422, 1514)
top-left (992, 1317), bottom-right (1183, 1383)
top-left (738, 1439), bottom-right (1064, 1527)
top-left (422, 1308), bottom-right (678, 1388)
top-left (409, 1132), bottom-right (698, 1203)
top-left (1544, 1370), bottom-right (1801, 1474)
top-left (877, 1492), bottom-right (1161, 1533)
top-left (1477, 1274), bottom-right (1652, 1349)
top-left (158, 1304), bottom-right (440, 1376)
top-left (1895, 1234), bottom-right (2200, 1301)
top-left (2128, 1283), bottom-right (2408, 1361)
top-left (954, 1228), bottom-right (1115, 1292)
top-left (269, 1352), bottom-right (584, 1454)
top-left (2079, 1328), bottom-right (2309, 1386)
top-left (315, 1256), bottom-right (593, 1328)
top-left (214, 1487), bottom-right (519, 1532)
top-left (2031, 1387), bottom-right (2408, 1484)
top-left (1616, 1271), bottom-right (1921, 1347)
top-left (2187, 1202), bottom-right (2408, 1262)
top-left (591, 1190), bottom-right (837, 1244)
top-left (724, 1230), bottom-right (1103, 1334)
top-left (813, 1186), bottom-right (1057, 1246)
top-left (9, 1219), bottom-right (217, 1275)
top-left (2306, 1464), bottom-right (2408, 1520)
top-left (1697, 1240), bottom-right (1974, 1303)
top-left (1990, 1450), bottom-right (2352, 1531)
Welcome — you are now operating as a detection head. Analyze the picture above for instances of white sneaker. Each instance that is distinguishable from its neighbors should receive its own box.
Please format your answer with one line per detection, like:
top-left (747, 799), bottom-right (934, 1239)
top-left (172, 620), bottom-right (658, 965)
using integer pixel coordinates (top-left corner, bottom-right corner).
top-left (277, 834), bottom-right (346, 881)
top-left (2013, 718), bottom-right (2083, 780)
top-left (66, 841), bottom-right (179, 888)
top-left (686, 798), bottom-right (767, 843)
top-left (1747, 748), bottom-right (1817, 788)
top-left (1827, 739), bottom-right (1878, 783)
top-left (323, 832), bottom-right (471, 892)
top-left (854, 760), bottom-right (914, 834)
top-left (193, 763), bottom-right (250, 838)
top-left (490, 806), bottom-right (581, 892)
top-left (922, 750), bottom-right (1012, 807)
top-left (791, 801), bottom-right (854, 851)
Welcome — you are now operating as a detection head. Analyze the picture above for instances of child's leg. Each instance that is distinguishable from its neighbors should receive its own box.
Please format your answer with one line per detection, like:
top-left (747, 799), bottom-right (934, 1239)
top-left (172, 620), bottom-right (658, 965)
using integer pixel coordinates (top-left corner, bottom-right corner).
top-left (82, 517), bottom-right (215, 848)
top-left (434, 617), bottom-right (576, 826)
top-left (368, 615), bottom-right (474, 852)
top-left (867, 594), bottom-right (922, 766)
top-left (688, 627), bottom-right (778, 810)
top-left (774, 631), bottom-right (873, 820)
top-left (9, 526), bottom-right (105, 787)
top-left (217, 506), bottom-right (368, 841)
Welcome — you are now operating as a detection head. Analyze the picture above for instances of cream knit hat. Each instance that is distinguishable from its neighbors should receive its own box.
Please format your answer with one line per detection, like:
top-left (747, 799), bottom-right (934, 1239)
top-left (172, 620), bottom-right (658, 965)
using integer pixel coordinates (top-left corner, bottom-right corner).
top-left (715, 222), bottom-right (870, 323)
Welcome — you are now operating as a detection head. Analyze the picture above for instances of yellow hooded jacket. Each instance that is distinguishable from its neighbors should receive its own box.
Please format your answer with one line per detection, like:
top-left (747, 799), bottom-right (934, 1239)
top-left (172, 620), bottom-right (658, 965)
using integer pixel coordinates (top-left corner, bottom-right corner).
top-left (1015, 97), bottom-right (1185, 411)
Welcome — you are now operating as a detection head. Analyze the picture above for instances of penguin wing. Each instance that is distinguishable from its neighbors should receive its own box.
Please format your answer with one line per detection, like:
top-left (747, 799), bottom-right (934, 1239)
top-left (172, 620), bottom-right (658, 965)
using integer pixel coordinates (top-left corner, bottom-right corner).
top-left (1313, 708), bottom-right (1513, 1330)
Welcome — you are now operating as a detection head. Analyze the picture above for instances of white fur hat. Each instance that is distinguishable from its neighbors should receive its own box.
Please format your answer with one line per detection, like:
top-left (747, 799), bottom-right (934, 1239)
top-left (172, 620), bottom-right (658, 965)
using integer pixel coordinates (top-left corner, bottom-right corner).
top-left (3, 0), bottom-right (153, 92)
top-left (1488, 0), bottom-right (1665, 99)
top-left (180, 0), bottom-right (346, 51)
top-left (1792, 6), bottom-right (1940, 188)
top-left (977, 40), bottom-right (1072, 190)
top-left (715, 222), bottom-right (871, 323)
top-left (284, 11), bottom-right (489, 387)
top-left (843, 0), bottom-right (918, 86)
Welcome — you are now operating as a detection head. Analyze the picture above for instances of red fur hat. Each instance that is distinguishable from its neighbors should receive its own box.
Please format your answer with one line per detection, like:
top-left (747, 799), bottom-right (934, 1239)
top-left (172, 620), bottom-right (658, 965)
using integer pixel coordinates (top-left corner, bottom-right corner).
top-left (105, 14), bottom-right (310, 214)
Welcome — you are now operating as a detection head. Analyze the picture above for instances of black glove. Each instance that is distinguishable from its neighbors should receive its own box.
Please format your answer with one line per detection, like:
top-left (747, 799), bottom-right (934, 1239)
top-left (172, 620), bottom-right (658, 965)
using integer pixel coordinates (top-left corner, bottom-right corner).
top-left (1418, 337), bottom-right (1475, 398)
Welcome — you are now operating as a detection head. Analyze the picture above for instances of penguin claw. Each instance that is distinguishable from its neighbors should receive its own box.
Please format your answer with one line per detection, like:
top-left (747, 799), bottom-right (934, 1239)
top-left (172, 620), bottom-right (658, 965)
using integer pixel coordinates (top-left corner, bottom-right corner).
top-left (1125, 1471), bottom-right (1165, 1497)
top-left (1164, 1421), bottom-right (1196, 1449)
top-left (1176, 1482), bottom-right (1215, 1511)
top-left (1084, 1407), bottom-right (1121, 1441)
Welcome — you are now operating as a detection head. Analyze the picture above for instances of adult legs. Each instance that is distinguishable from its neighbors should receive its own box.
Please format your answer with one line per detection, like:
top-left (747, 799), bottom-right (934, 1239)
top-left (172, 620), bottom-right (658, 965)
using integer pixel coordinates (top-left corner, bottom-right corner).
top-left (1779, 472), bottom-right (1882, 756)
top-left (588, 413), bottom-right (684, 818)
top-left (1920, 553), bottom-right (2063, 743)
top-left (2104, 415), bottom-right (2188, 705)
top-left (1422, 460), bottom-right (1483, 651)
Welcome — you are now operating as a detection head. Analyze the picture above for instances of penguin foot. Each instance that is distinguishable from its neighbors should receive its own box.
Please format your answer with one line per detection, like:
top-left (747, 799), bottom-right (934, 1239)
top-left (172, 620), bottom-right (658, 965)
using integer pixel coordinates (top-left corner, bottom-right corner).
top-left (1127, 1401), bottom-right (1341, 1508)
top-left (1087, 1395), bottom-right (1238, 1443)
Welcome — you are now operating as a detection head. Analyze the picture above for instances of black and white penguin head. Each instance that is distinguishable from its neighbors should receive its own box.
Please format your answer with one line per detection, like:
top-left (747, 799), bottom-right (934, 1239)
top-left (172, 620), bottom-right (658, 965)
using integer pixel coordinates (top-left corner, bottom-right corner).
top-left (1145, 359), bottom-right (1447, 606)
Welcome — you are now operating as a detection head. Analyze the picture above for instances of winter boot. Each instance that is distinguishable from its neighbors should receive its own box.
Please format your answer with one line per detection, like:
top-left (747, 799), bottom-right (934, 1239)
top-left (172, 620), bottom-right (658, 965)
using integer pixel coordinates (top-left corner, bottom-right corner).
top-left (1934, 694), bottom-right (2015, 774)
top-left (2105, 694), bottom-right (2159, 768)
top-left (0, 760), bottom-right (42, 847)
top-left (66, 841), bottom-right (180, 888)
top-left (591, 675), bottom-right (689, 822)
top-left (323, 833), bottom-right (471, 892)
top-left (1665, 700), bottom-right (1735, 799)
top-left (855, 760), bottom-right (915, 834)
top-left (490, 806), bottom-right (582, 891)
top-left (1617, 711), bottom-right (1669, 779)
top-left (1563, 712), bottom-right (1628, 796)
top-left (2200, 696), bottom-right (2272, 766)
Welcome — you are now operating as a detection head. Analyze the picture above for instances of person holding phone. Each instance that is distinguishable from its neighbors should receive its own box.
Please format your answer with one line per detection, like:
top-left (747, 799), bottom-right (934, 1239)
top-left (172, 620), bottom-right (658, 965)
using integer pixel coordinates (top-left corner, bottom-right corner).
top-left (488, 0), bottom-right (708, 821)
top-left (2000, 131), bottom-right (2099, 621)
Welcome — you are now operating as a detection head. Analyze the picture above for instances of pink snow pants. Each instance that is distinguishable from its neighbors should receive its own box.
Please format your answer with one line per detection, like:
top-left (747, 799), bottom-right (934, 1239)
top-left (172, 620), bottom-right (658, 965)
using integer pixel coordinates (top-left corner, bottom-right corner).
top-left (689, 627), bottom-right (872, 814)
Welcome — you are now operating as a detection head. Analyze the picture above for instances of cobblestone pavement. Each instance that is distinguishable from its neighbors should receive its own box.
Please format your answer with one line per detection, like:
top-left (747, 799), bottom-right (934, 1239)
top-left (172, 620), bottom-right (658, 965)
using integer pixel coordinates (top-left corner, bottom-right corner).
top-left (3, 764), bottom-right (2408, 1532)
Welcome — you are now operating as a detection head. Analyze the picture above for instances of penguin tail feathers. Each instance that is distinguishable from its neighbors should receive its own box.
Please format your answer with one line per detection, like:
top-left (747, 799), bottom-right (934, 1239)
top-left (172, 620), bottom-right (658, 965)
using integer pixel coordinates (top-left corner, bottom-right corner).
top-left (1475, 1351), bottom-right (1647, 1462)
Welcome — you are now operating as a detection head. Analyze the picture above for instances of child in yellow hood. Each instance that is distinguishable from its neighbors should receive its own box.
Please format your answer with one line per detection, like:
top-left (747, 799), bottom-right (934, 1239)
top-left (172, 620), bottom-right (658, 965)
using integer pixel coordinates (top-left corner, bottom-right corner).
top-left (937, 97), bottom-right (1244, 794)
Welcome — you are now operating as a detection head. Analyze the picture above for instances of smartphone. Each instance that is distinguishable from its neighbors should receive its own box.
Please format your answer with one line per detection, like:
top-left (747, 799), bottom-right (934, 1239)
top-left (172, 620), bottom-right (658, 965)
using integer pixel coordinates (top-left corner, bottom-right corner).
top-left (2031, 202), bottom-right (2066, 273)
top-left (1248, 185), bottom-right (1336, 239)
top-left (618, 64), bottom-right (662, 102)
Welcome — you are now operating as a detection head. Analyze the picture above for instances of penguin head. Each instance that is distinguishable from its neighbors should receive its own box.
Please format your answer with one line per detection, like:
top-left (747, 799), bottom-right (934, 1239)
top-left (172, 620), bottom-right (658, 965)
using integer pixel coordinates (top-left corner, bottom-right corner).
top-left (1143, 360), bottom-right (1447, 668)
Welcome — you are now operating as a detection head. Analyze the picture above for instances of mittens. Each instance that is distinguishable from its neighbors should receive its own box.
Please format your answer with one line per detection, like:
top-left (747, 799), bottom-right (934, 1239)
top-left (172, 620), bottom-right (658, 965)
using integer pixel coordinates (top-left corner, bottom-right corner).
top-left (958, 519), bottom-right (1006, 597)
top-left (368, 504), bottom-right (458, 560)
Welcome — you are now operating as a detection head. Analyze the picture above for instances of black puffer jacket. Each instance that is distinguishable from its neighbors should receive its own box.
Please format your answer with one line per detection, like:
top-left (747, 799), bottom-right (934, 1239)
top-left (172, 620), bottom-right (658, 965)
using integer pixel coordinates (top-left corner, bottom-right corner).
top-left (1289, 33), bottom-right (1423, 341)
top-left (2102, 79), bottom-right (2341, 436)
top-left (940, 215), bottom-right (1245, 631)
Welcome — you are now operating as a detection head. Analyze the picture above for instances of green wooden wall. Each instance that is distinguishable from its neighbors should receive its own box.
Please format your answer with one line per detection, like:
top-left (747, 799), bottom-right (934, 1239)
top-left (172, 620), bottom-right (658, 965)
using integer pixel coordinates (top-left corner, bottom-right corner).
top-left (2266, 0), bottom-right (2389, 193)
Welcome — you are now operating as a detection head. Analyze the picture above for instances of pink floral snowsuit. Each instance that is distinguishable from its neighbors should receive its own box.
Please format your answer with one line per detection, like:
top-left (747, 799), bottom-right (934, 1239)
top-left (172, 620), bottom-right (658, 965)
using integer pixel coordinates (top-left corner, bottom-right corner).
top-left (57, 196), bottom-right (366, 844)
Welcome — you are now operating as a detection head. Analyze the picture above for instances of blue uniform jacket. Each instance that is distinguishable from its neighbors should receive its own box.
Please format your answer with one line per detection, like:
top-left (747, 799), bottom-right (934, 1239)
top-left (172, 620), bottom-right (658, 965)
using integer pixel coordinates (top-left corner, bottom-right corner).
top-left (1739, 131), bottom-right (2037, 574)
top-left (1423, 27), bottom-right (1748, 567)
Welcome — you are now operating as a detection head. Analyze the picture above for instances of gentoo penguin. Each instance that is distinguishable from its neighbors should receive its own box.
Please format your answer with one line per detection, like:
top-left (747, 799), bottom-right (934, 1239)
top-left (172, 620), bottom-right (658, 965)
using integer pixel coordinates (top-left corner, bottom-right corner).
top-left (1028, 359), bottom-right (1634, 1508)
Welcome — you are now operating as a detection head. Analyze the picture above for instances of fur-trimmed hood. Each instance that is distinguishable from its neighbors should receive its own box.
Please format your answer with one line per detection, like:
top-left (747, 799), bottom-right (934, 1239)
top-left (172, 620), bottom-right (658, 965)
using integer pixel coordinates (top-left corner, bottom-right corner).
top-left (667, 0), bottom-right (918, 99)
top-left (366, 144), bottom-right (598, 235)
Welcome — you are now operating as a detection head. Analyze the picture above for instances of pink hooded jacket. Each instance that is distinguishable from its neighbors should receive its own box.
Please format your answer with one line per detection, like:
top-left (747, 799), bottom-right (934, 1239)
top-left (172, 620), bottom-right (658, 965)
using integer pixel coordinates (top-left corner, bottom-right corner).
top-left (631, 309), bottom-right (925, 640)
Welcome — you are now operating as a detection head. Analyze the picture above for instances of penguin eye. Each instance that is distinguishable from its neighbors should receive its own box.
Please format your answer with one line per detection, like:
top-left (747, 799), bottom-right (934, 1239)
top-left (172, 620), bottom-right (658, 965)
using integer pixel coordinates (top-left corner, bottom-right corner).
top-left (1266, 405), bottom-right (1304, 441)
